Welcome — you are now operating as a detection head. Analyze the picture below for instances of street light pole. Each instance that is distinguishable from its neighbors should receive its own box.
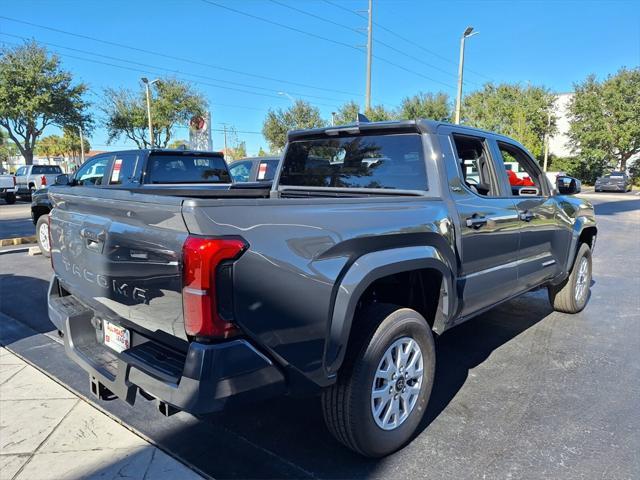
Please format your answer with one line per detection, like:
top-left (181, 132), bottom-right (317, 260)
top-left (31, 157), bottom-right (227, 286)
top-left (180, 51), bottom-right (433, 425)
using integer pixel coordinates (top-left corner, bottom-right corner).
top-left (365, 0), bottom-right (373, 112)
top-left (141, 77), bottom-right (160, 148)
top-left (454, 26), bottom-right (478, 125)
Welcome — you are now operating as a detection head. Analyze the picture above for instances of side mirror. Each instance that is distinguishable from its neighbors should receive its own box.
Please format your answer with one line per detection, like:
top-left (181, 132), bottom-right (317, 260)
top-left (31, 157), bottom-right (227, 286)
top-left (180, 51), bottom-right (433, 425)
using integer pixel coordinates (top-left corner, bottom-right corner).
top-left (55, 174), bottom-right (70, 186)
top-left (556, 175), bottom-right (581, 195)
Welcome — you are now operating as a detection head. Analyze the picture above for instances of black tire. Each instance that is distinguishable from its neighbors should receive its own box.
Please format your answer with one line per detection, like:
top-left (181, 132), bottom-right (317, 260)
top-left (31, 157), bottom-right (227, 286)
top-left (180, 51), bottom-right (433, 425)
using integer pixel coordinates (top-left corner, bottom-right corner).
top-left (4, 192), bottom-right (16, 204)
top-left (322, 303), bottom-right (435, 457)
top-left (548, 243), bottom-right (592, 313)
top-left (36, 214), bottom-right (51, 257)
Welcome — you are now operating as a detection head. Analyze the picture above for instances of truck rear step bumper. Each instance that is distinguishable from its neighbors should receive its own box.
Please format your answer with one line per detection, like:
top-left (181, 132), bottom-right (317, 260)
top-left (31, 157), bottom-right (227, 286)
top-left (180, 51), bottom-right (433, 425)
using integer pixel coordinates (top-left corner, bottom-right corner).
top-left (48, 276), bottom-right (285, 414)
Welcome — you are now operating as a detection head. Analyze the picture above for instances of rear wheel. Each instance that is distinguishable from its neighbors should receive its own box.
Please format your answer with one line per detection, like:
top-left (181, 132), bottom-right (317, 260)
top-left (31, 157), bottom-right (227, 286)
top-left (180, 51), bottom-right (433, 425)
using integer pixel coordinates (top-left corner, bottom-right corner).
top-left (4, 192), bottom-right (16, 204)
top-left (548, 243), bottom-right (592, 313)
top-left (322, 304), bottom-right (435, 457)
top-left (36, 215), bottom-right (51, 257)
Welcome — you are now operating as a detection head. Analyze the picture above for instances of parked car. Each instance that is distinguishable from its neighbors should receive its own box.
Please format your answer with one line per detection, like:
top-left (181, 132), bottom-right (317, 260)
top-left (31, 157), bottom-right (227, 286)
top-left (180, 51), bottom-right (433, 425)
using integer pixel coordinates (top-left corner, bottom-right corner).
top-left (31, 187), bottom-right (53, 256)
top-left (47, 120), bottom-right (596, 457)
top-left (14, 165), bottom-right (63, 198)
top-left (228, 156), bottom-right (280, 183)
top-left (30, 148), bottom-right (232, 256)
top-left (0, 174), bottom-right (17, 204)
top-left (594, 171), bottom-right (632, 192)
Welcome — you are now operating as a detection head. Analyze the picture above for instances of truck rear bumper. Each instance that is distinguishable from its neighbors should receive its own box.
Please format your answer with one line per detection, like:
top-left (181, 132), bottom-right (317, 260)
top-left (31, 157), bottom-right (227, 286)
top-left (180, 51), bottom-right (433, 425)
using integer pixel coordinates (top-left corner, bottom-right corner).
top-left (48, 276), bottom-right (285, 414)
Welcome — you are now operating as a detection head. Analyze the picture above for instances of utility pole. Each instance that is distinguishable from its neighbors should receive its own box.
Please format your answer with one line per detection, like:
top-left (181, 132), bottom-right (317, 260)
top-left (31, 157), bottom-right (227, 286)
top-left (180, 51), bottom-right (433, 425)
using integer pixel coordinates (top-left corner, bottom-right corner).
top-left (365, 0), bottom-right (373, 112)
top-left (141, 78), bottom-right (160, 148)
top-left (331, 112), bottom-right (337, 126)
top-left (222, 124), bottom-right (228, 156)
top-left (454, 27), bottom-right (478, 125)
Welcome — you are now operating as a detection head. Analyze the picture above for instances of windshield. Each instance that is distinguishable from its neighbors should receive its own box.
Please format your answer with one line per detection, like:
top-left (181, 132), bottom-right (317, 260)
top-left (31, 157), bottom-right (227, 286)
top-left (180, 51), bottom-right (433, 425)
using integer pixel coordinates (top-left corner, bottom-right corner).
top-left (145, 154), bottom-right (230, 184)
top-left (280, 133), bottom-right (427, 191)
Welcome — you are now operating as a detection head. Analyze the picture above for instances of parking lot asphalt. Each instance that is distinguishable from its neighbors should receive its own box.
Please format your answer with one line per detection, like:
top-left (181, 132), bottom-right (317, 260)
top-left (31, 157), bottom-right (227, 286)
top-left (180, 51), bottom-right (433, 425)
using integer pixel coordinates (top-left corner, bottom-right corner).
top-left (0, 192), bottom-right (638, 479)
top-left (0, 201), bottom-right (34, 240)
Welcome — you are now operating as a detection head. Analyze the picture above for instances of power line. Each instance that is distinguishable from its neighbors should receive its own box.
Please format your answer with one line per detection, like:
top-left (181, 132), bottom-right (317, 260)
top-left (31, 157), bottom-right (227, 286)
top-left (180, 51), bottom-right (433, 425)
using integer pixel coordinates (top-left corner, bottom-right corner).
top-left (322, 0), bottom-right (492, 81)
top-left (268, 0), bottom-right (477, 87)
top-left (200, 0), bottom-right (458, 91)
top-left (0, 37), bottom-right (340, 110)
top-left (0, 15), bottom-right (360, 98)
top-left (0, 32), bottom-right (344, 103)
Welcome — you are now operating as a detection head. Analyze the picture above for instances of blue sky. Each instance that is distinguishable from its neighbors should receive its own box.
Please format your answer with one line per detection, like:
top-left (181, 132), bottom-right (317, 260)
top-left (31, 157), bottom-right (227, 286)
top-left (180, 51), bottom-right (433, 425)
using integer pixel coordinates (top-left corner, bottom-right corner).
top-left (2, 0), bottom-right (639, 155)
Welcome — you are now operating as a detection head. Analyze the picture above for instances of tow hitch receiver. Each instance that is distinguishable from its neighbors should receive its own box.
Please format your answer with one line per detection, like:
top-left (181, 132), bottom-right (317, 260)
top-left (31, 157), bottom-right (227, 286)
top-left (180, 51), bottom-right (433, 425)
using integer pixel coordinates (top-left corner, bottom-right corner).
top-left (89, 375), bottom-right (115, 401)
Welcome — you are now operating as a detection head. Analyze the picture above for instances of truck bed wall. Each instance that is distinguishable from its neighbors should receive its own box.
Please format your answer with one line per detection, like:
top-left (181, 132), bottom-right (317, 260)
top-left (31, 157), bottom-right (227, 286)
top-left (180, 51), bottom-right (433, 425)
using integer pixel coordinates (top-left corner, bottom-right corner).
top-left (182, 195), bottom-right (452, 387)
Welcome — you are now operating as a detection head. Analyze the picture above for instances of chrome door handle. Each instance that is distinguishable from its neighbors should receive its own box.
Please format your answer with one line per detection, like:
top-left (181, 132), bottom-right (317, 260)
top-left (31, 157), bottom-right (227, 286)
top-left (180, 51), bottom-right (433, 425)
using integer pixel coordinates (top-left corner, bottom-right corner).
top-left (465, 215), bottom-right (487, 229)
top-left (519, 211), bottom-right (534, 222)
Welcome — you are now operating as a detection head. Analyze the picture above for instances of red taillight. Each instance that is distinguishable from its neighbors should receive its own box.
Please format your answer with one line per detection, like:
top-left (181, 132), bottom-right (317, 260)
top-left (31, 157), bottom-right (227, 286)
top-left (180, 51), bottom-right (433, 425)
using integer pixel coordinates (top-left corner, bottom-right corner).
top-left (12, 176), bottom-right (16, 186)
top-left (41, 175), bottom-right (47, 186)
top-left (182, 236), bottom-right (247, 338)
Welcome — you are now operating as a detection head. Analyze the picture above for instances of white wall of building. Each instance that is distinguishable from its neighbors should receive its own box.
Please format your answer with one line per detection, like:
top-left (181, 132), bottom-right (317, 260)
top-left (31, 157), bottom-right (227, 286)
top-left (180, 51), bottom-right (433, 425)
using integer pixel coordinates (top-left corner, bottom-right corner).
top-left (548, 93), bottom-right (573, 158)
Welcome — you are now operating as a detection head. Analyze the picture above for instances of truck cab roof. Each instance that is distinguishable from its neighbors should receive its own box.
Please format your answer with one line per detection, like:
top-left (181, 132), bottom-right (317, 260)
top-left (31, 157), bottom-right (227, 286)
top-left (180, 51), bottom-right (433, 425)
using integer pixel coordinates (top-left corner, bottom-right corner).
top-left (287, 119), bottom-right (513, 143)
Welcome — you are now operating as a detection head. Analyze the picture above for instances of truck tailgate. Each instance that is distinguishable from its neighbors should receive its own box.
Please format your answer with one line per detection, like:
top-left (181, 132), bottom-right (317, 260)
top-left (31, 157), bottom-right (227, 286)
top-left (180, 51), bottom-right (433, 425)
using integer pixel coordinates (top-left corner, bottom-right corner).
top-left (49, 187), bottom-right (190, 341)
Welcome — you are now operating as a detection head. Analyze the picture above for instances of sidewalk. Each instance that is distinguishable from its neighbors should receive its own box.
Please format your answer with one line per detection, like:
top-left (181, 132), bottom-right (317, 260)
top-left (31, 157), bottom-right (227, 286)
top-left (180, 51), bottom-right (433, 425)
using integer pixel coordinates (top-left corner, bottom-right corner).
top-left (0, 347), bottom-right (203, 480)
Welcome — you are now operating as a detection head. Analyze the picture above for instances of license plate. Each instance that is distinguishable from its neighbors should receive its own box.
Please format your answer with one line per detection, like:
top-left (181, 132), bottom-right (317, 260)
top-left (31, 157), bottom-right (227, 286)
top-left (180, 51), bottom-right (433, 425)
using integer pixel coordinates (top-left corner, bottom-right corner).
top-left (103, 320), bottom-right (130, 353)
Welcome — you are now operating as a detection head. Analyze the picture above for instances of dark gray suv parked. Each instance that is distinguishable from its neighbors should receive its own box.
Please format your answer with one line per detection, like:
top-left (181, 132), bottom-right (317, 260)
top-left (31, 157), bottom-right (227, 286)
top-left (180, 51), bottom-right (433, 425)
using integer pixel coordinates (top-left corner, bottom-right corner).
top-left (47, 120), bottom-right (595, 457)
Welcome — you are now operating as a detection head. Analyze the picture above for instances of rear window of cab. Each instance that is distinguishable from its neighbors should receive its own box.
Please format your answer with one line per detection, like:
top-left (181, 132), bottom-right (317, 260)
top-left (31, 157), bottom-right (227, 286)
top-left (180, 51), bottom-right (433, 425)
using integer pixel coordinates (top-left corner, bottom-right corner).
top-left (145, 154), bottom-right (231, 184)
top-left (279, 133), bottom-right (427, 191)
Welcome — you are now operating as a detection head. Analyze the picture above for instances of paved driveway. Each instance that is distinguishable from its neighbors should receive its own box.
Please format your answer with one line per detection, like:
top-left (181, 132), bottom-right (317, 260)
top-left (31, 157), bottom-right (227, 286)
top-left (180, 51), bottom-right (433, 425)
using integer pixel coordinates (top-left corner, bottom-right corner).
top-left (0, 202), bottom-right (33, 239)
top-left (1, 192), bottom-right (638, 479)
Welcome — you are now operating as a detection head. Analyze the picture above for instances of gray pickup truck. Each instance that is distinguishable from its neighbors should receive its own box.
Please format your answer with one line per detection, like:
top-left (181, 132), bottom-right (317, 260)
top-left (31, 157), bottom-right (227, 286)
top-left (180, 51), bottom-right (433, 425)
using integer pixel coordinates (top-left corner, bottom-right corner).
top-left (47, 120), bottom-right (596, 457)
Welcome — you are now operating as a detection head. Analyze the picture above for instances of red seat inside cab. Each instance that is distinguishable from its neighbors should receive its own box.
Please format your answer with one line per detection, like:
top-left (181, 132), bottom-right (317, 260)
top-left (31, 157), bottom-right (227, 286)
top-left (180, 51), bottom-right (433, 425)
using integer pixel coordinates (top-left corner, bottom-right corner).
top-left (506, 169), bottom-right (534, 186)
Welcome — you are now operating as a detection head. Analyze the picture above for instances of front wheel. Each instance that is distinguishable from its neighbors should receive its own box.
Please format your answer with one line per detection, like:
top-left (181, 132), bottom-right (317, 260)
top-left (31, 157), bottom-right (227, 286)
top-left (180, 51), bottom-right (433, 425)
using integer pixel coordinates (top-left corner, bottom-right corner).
top-left (36, 215), bottom-right (51, 257)
top-left (322, 304), bottom-right (435, 457)
top-left (4, 192), bottom-right (16, 204)
top-left (548, 243), bottom-right (592, 313)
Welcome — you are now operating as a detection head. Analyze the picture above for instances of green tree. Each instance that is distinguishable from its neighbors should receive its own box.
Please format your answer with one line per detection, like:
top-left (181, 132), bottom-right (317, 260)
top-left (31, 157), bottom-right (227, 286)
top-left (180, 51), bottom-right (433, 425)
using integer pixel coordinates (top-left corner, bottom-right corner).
top-left (257, 146), bottom-right (269, 157)
top-left (262, 100), bottom-right (325, 152)
top-left (568, 67), bottom-right (640, 173)
top-left (225, 141), bottom-right (247, 161)
top-left (398, 92), bottom-right (451, 121)
top-left (0, 129), bottom-right (18, 164)
top-left (36, 135), bottom-right (64, 164)
top-left (60, 127), bottom-right (90, 168)
top-left (103, 78), bottom-right (207, 149)
top-left (333, 100), bottom-right (395, 125)
top-left (0, 41), bottom-right (90, 165)
top-left (168, 139), bottom-right (189, 149)
top-left (463, 83), bottom-right (557, 160)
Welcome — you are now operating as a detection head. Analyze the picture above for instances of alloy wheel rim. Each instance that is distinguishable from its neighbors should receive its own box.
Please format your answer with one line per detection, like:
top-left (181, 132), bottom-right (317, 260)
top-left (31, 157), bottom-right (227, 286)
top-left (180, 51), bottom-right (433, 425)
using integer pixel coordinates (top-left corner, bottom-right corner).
top-left (371, 336), bottom-right (423, 431)
top-left (574, 257), bottom-right (589, 302)
top-left (39, 222), bottom-right (50, 252)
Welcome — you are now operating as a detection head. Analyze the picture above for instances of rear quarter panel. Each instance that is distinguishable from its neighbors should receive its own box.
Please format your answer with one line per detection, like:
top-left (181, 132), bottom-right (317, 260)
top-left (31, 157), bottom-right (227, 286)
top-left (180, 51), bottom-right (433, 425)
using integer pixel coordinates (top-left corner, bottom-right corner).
top-left (182, 196), bottom-right (454, 387)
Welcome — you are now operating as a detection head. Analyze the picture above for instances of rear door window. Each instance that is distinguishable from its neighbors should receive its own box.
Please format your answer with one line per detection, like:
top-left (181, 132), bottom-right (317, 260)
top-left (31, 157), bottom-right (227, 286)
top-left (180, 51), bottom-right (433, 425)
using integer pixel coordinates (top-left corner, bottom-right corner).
top-left (15, 167), bottom-right (27, 176)
top-left (280, 133), bottom-right (427, 191)
top-left (229, 160), bottom-right (253, 183)
top-left (145, 154), bottom-right (231, 184)
top-left (108, 153), bottom-right (139, 186)
top-left (32, 165), bottom-right (62, 175)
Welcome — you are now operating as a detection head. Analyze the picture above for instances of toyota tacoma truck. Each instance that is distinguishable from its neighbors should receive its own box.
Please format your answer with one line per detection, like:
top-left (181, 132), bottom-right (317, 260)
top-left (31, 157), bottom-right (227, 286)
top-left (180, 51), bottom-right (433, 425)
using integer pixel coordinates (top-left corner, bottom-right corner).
top-left (47, 120), bottom-right (596, 457)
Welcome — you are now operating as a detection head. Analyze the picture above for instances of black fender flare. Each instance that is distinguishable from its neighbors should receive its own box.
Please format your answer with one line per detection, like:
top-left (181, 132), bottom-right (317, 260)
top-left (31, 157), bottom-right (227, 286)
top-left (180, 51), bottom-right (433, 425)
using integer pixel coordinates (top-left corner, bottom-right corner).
top-left (323, 245), bottom-right (455, 376)
top-left (558, 216), bottom-right (597, 281)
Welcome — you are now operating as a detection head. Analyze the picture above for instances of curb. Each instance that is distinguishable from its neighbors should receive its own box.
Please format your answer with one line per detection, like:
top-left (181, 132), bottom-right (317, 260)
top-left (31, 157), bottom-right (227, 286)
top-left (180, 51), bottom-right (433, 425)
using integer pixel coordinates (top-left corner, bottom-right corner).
top-left (0, 235), bottom-right (37, 247)
top-left (0, 312), bottom-right (210, 480)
